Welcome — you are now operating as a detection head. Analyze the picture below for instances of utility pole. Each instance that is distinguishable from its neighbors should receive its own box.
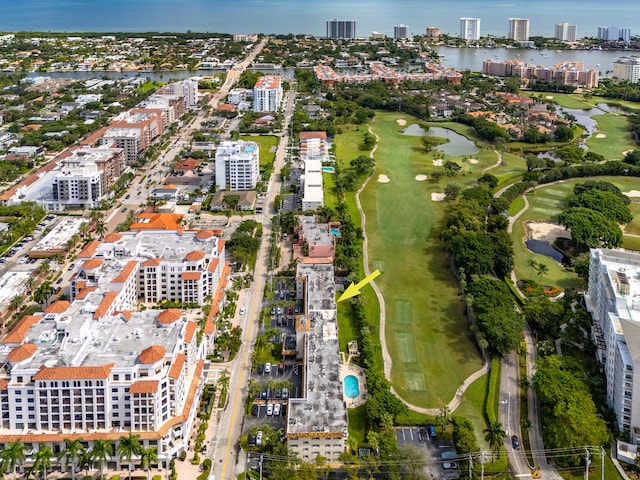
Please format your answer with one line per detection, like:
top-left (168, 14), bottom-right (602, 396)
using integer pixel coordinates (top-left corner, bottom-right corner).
top-left (601, 446), bottom-right (605, 480)
top-left (480, 453), bottom-right (485, 480)
top-left (468, 453), bottom-right (473, 479)
top-left (585, 447), bottom-right (590, 480)
top-left (259, 453), bottom-right (263, 480)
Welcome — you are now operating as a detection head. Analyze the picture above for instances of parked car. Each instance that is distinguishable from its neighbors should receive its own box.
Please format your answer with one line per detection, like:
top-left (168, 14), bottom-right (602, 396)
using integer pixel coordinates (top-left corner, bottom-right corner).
top-left (251, 405), bottom-right (259, 417)
top-left (256, 431), bottom-right (263, 446)
top-left (257, 364), bottom-right (265, 375)
top-left (428, 424), bottom-right (436, 438)
top-left (261, 388), bottom-right (268, 400)
top-left (443, 462), bottom-right (458, 470)
top-left (282, 388), bottom-right (289, 399)
top-left (278, 363), bottom-right (284, 374)
top-left (273, 404), bottom-right (281, 416)
top-left (239, 308), bottom-right (246, 316)
top-left (511, 435), bottom-right (520, 450)
top-left (266, 404), bottom-right (274, 416)
top-left (264, 362), bottom-right (271, 374)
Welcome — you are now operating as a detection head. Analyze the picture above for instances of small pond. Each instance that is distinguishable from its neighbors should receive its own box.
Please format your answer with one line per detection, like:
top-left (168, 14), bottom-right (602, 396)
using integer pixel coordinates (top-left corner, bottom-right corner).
top-left (525, 239), bottom-right (567, 264)
top-left (402, 124), bottom-right (479, 156)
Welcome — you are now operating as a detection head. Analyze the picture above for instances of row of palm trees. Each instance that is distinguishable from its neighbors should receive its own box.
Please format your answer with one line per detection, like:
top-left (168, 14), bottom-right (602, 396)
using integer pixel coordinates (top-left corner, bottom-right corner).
top-left (0, 434), bottom-right (159, 480)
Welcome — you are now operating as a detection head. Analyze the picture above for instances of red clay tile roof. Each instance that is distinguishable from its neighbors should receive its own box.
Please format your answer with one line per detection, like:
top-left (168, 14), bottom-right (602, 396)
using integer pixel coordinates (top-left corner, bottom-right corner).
top-left (217, 239), bottom-right (225, 253)
top-left (103, 233), bottom-right (122, 242)
top-left (184, 321), bottom-right (197, 343)
top-left (0, 379), bottom-right (8, 391)
top-left (138, 345), bottom-right (166, 364)
top-left (181, 271), bottom-right (201, 281)
top-left (45, 300), bottom-right (70, 314)
top-left (75, 280), bottom-right (87, 289)
top-left (299, 131), bottom-right (327, 140)
top-left (78, 240), bottom-right (101, 258)
top-left (195, 230), bottom-right (214, 240)
top-left (1, 315), bottom-right (41, 344)
top-left (168, 353), bottom-right (186, 379)
top-left (157, 309), bottom-right (181, 325)
top-left (34, 363), bottom-right (114, 380)
top-left (76, 286), bottom-right (98, 300)
top-left (174, 158), bottom-right (201, 171)
top-left (7, 343), bottom-right (37, 362)
top-left (82, 258), bottom-right (103, 270)
top-left (207, 257), bottom-right (220, 273)
top-left (112, 260), bottom-right (138, 283)
top-left (143, 257), bottom-right (163, 267)
top-left (129, 380), bottom-right (160, 394)
top-left (130, 213), bottom-right (183, 231)
top-left (93, 291), bottom-right (118, 320)
top-left (120, 311), bottom-right (133, 321)
top-left (185, 250), bottom-right (205, 261)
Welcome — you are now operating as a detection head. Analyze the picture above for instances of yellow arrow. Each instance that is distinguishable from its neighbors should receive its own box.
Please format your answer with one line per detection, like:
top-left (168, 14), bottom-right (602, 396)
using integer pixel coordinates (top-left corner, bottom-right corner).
top-left (338, 269), bottom-right (381, 302)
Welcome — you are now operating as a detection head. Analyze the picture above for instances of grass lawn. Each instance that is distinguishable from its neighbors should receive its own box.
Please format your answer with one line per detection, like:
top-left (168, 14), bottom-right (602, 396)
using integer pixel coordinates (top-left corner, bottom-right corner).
top-left (239, 135), bottom-right (278, 167)
top-left (585, 114), bottom-right (636, 159)
top-left (508, 196), bottom-right (526, 216)
top-left (558, 454), bottom-right (623, 480)
top-left (531, 92), bottom-right (596, 110)
top-left (512, 176), bottom-right (640, 289)
top-left (452, 372), bottom-right (490, 451)
top-left (360, 111), bottom-right (484, 407)
top-left (347, 405), bottom-right (368, 446)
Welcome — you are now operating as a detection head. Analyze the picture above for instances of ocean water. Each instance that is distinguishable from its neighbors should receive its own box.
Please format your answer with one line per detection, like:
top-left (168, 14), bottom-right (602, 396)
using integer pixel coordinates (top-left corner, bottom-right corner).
top-left (0, 0), bottom-right (637, 38)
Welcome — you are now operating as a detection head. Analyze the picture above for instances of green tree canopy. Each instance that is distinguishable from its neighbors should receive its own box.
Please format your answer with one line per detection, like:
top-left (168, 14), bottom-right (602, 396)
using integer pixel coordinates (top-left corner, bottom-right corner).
top-left (559, 207), bottom-right (622, 248)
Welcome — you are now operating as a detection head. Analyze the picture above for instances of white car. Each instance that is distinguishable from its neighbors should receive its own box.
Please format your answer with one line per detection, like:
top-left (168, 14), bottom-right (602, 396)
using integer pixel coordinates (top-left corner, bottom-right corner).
top-left (239, 308), bottom-right (246, 316)
top-left (266, 404), bottom-right (274, 416)
top-left (264, 362), bottom-right (271, 374)
top-left (273, 403), bottom-right (281, 416)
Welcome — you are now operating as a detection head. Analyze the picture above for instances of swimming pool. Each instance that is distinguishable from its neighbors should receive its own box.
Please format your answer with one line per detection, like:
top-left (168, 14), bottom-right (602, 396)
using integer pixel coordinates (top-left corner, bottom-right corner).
top-left (330, 228), bottom-right (341, 237)
top-left (343, 375), bottom-right (360, 399)
top-left (322, 166), bottom-right (335, 173)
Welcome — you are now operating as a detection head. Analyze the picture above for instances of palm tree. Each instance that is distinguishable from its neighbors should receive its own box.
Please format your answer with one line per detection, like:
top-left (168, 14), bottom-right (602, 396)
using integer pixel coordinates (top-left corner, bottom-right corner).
top-left (217, 369), bottom-right (230, 392)
top-left (90, 439), bottom-right (113, 480)
top-left (139, 447), bottom-right (158, 480)
top-left (78, 450), bottom-right (93, 479)
top-left (33, 281), bottom-right (54, 306)
top-left (0, 440), bottom-right (28, 480)
top-left (536, 263), bottom-right (549, 284)
top-left (117, 433), bottom-right (142, 480)
top-left (90, 209), bottom-right (104, 223)
top-left (484, 422), bottom-right (506, 461)
top-left (79, 221), bottom-right (90, 239)
top-left (33, 444), bottom-right (53, 480)
top-left (61, 438), bottom-right (86, 480)
top-left (94, 221), bottom-right (107, 239)
top-left (37, 260), bottom-right (51, 278)
top-left (9, 295), bottom-right (24, 312)
top-left (438, 405), bottom-right (451, 433)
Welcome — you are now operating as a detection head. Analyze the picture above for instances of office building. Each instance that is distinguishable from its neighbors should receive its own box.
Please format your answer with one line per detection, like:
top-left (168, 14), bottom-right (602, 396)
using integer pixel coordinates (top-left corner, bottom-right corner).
top-left (508, 18), bottom-right (530, 42)
top-left (598, 26), bottom-right (631, 42)
top-left (326, 19), bottom-right (357, 39)
top-left (613, 56), bottom-right (640, 83)
top-left (555, 22), bottom-right (577, 42)
top-left (394, 24), bottom-right (409, 40)
top-left (425, 26), bottom-right (442, 38)
top-left (460, 18), bottom-right (481, 41)
top-left (214, 140), bottom-right (260, 191)
top-left (585, 248), bottom-right (640, 439)
top-left (253, 75), bottom-right (283, 112)
top-left (285, 263), bottom-right (347, 463)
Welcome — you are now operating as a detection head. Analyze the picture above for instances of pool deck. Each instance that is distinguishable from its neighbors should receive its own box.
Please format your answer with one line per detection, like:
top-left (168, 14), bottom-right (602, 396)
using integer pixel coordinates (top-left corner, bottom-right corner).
top-left (339, 354), bottom-right (368, 408)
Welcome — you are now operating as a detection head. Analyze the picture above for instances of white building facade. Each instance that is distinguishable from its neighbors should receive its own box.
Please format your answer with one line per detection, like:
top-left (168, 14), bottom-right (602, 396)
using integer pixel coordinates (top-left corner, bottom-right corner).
top-left (214, 140), bottom-right (260, 191)
top-left (613, 57), bottom-right (640, 83)
top-left (508, 18), bottom-right (530, 42)
top-left (393, 24), bottom-right (409, 40)
top-left (253, 75), bottom-right (283, 112)
top-left (555, 22), bottom-right (577, 42)
top-left (460, 18), bottom-right (481, 41)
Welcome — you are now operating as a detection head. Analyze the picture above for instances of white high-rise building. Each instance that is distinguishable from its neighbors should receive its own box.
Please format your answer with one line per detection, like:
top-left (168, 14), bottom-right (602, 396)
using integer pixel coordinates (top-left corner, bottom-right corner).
top-left (555, 22), bottom-right (577, 42)
top-left (394, 24), bottom-right (409, 40)
top-left (508, 18), bottom-right (530, 42)
top-left (253, 75), bottom-right (283, 112)
top-left (460, 17), bottom-right (481, 41)
top-left (598, 26), bottom-right (631, 42)
top-left (613, 56), bottom-right (640, 83)
top-left (585, 249), bottom-right (640, 439)
top-left (215, 140), bottom-right (260, 191)
top-left (326, 19), bottom-right (356, 39)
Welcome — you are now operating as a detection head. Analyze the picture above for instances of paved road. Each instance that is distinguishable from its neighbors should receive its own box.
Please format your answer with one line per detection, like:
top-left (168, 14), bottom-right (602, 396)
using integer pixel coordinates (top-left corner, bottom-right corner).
top-left (212, 89), bottom-right (295, 480)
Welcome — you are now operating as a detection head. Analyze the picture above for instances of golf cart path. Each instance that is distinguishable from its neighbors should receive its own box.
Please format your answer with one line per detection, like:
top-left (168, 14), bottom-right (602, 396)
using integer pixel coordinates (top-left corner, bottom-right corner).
top-left (355, 125), bottom-right (489, 416)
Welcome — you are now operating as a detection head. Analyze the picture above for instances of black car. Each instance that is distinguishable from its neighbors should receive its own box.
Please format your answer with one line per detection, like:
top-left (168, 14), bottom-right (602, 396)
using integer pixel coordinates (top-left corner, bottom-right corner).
top-left (251, 405), bottom-right (259, 416)
top-left (257, 364), bottom-right (265, 374)
top-left (511, 435), bottom-right (520, 450)
top-left (261, 388), bottom-right (268, 400)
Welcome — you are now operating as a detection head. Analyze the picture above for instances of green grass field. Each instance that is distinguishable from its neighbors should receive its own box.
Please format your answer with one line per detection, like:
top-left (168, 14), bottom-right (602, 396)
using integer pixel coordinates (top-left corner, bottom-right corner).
top-left (585, 114), bottom-right (636, 159)
top-left (512, 176), bottom-right (640, 288)
top-left (239, 135), bottom-right (278, 167)
top-left (359, 112), bottom-right (484, 407)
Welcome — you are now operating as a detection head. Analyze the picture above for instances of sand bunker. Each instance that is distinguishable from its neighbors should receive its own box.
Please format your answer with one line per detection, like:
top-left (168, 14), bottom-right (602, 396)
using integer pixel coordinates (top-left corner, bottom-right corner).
top-left (431, 192), bottom-right (446, 201)
top-left (525, 221), bottom-right (571, 243)
top-left (396, 119), bottom-right (407, 126)
top-left (545, 95), bottom-right (554, 99)
top-left (433, 159), bottom-right (443, 166)
top-left (624, 190), bottom-right (640, 197)
top-left (595, 133), bottom-right (607, 138)
top-left (378, 174), bottom-right (390, 183)
top-left (415, 174), bottom-right (428, 181)
top-left (468, 159), bottom-right (479, 164)
top-left (623, 150), bottom-right (634, 155)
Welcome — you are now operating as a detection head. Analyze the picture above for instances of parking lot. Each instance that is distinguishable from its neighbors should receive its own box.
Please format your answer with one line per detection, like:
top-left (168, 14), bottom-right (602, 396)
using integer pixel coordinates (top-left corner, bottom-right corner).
top-left (394, 427), bottom-right (461, 480)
